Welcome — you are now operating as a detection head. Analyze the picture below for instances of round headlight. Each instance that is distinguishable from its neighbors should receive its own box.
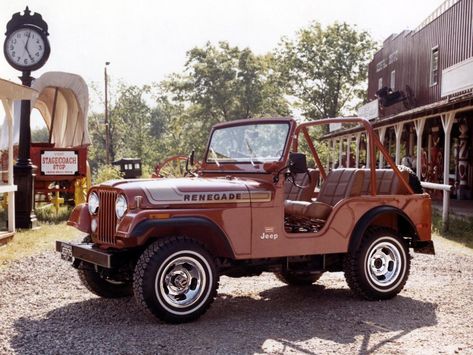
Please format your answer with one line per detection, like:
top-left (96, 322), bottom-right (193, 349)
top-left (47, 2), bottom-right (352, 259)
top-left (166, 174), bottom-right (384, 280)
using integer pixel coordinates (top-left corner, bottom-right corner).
top-left (88, 192), bottom-right (99, 215)
top-left (115, 194), bottom-right (128, 219)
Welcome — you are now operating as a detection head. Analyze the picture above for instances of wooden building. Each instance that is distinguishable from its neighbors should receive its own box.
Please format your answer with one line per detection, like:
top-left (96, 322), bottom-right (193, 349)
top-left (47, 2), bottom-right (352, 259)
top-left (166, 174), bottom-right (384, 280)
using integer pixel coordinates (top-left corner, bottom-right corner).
top-left (326, 0), bottom-right (473, 201)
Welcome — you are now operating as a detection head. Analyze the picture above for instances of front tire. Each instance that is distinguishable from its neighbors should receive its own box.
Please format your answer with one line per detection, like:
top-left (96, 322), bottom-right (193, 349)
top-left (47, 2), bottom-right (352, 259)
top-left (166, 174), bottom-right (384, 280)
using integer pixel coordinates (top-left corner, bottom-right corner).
top-left (344, 227), bottom-right (410, 300)
top-left (77, 236), bottom-right (133, 298)
top-left (78, 266), bottom-right (133, 298)
top-left (133, 236), bottom-right (219, 323)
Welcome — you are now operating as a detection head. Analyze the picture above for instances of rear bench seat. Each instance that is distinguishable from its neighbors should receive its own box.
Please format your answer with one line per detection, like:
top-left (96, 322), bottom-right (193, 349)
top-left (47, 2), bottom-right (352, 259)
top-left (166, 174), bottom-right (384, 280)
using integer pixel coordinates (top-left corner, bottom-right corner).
top-left (360, 169), bottom-right (410, 195)
top-left (285, 169), bottom-right (365, 221)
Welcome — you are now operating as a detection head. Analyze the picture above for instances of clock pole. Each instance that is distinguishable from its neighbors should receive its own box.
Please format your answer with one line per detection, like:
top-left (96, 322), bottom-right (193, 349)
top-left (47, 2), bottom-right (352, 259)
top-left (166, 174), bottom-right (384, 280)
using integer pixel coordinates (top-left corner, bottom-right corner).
top-left (14, 69), bottom-right (37, 229)
top-left (4, 7), bottom-right (51, 229)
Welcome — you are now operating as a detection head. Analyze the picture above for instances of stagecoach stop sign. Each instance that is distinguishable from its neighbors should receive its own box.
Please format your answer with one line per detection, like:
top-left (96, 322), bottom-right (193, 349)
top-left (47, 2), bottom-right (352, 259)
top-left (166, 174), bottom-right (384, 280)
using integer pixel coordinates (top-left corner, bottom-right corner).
top-left (3, 7), bottom-right (50, 228)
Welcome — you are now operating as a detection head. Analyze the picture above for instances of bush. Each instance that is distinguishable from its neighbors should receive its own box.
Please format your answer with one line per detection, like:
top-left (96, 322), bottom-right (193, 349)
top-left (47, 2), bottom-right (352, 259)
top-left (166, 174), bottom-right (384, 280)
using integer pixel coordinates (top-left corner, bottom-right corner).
top-left (35, 205), bottom-right (72, 224)
top-left (93, 165), bottom-right (124, 185)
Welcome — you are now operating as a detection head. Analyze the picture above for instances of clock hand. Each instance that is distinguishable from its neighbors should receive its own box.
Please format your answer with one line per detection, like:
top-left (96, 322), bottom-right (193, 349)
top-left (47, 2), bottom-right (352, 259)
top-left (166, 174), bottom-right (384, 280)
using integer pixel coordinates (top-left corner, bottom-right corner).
top-left (25, 47), bottom-right (34, 61)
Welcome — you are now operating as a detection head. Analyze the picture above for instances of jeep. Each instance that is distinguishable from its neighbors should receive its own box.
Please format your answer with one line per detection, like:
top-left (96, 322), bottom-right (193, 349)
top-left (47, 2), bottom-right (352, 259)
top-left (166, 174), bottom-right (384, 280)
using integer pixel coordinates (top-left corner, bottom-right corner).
top-left (57, 117), bottom-right (434, 323)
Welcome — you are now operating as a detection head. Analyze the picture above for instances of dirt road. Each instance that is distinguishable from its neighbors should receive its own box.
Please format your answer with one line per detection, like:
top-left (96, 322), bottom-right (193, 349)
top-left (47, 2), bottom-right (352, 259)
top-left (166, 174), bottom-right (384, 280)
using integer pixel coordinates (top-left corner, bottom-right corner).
top-left (1, 235), bottom-right (472, 354)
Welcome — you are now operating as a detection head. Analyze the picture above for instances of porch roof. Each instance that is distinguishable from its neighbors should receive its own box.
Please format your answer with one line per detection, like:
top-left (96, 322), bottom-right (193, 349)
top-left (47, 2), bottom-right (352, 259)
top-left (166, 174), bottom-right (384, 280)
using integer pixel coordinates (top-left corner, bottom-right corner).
top-left (323, 92), bottom-right (473, 140)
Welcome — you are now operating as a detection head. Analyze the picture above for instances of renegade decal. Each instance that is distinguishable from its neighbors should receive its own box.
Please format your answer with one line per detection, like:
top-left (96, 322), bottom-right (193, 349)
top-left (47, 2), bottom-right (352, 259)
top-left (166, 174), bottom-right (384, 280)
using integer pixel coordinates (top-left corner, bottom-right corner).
top-left (183, 192), bottom-right (242, 202)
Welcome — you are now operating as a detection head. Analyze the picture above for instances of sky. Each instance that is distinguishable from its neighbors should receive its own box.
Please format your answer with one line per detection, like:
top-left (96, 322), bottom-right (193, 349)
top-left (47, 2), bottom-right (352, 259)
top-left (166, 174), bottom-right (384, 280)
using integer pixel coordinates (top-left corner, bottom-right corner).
top-left (0, 0), bottom-right (444, 125)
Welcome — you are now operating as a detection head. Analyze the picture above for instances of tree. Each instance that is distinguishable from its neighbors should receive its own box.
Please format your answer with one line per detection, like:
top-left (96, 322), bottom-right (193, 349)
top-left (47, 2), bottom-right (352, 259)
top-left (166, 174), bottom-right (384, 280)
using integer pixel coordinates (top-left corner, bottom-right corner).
top-left (275, 22), bottom-right (377, 124)
top-left (159, 41), bottom-right (290, 157)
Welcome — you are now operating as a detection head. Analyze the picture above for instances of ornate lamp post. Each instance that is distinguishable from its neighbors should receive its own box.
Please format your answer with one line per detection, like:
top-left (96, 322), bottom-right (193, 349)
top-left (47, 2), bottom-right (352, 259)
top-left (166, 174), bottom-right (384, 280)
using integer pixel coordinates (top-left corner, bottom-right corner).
top-left (3, 7), bottom-right (50, 228)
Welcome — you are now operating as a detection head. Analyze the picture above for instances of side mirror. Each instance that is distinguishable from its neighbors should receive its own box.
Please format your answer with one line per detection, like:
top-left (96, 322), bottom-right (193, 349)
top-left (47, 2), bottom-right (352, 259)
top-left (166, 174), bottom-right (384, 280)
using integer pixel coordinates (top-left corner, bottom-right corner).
top-left (288, 152), bottom-right (307, 174)
top-left (189, 149), bottom-right (195, 166)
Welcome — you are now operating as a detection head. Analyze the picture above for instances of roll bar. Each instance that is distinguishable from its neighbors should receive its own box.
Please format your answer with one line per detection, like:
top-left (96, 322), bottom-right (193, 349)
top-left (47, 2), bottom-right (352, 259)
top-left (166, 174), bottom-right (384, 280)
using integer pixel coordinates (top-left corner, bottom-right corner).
top-left (293, 117), bottom-right (414, 196)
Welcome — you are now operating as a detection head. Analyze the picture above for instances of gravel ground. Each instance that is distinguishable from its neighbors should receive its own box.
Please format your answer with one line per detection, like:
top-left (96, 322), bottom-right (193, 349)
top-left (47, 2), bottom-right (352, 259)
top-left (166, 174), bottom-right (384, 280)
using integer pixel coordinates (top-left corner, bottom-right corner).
top-left (1, 236), bottom-right (472, 355)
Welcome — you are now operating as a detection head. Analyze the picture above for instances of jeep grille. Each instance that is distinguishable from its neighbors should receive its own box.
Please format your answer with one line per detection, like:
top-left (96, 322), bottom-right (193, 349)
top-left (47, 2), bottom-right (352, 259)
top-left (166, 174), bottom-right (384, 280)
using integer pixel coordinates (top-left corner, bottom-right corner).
top-left (95, 189), bottom-right (118, 245)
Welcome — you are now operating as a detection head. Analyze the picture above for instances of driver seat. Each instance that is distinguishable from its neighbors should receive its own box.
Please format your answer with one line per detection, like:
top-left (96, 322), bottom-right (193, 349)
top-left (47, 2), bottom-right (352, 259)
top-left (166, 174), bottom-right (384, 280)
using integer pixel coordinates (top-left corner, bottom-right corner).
top-left (284, 168), bottom-right (319, 201)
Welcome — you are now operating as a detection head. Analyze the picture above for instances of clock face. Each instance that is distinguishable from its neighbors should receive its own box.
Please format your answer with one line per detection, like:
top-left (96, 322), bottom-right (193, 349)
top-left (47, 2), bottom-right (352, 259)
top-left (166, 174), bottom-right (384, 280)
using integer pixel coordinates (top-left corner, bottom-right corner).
top-left (4, 27), bottom-right (49, 70)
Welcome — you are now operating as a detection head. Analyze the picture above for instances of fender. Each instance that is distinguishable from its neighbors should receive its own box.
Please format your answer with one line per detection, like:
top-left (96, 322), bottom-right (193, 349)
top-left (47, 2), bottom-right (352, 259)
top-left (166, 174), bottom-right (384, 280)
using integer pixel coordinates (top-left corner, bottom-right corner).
top-left (348, 205), bottom-right (418, 254)
top-left (130, 216), bottom-right (235, 258)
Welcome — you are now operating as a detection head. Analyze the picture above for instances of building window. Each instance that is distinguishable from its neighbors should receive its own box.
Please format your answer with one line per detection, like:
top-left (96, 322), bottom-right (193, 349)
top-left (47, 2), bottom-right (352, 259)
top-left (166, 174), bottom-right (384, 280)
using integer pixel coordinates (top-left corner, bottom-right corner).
top-left (376, 59), bottom-right (387, 73)
top-left (430, 47), bottom-right (439, 86)
top-left (388, 50), bottom-right (398, 65)
top-left (390, 70), bottom-right (396, 89)
top-left (378, 77), bottom-right (383, 90)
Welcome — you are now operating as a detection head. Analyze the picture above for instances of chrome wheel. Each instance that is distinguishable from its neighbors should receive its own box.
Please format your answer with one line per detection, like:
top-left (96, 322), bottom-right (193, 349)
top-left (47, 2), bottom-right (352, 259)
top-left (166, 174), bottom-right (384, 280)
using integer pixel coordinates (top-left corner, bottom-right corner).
top-left (155, 251), bottom-right (210, 313)
top-left (344, 228), bottom-right (410, 300)
top-left (366, 241), bottom-right (402, 287)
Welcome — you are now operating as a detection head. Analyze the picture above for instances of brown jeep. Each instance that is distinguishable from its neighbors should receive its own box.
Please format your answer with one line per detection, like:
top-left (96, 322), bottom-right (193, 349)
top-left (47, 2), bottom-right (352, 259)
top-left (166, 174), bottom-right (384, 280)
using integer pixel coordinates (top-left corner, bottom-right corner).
top-left (57, 117), bottom-right (434, 323)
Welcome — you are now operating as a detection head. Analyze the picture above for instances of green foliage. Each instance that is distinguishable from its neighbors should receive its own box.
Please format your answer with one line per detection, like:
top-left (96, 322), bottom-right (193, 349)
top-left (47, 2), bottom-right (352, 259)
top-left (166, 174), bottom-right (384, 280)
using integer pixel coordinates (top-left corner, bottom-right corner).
top-left (432, 211), bottom-right (473, 249)
top-left (31, 127), bottom-right (49, 142)
top-left (35, 205), bottom-right (72, 224)
top-left (93, 165), bottom-right (124, 185)
top-left (159, 41), bottom-right (290, 158)
top-left (275, 22), bottom-right (377, 123)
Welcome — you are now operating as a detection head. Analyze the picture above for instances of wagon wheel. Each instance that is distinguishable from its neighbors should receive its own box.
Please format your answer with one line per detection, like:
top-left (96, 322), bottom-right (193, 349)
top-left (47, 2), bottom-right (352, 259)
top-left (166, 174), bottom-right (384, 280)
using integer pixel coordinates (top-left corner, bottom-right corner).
top-left (154, 155), bottom-right (188, 178)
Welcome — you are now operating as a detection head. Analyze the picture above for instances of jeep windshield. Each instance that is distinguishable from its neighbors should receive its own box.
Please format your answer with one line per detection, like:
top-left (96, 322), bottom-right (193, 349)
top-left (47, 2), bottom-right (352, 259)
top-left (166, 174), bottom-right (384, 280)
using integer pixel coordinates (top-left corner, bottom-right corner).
top-left (206, 122), bottom-right (290, 164)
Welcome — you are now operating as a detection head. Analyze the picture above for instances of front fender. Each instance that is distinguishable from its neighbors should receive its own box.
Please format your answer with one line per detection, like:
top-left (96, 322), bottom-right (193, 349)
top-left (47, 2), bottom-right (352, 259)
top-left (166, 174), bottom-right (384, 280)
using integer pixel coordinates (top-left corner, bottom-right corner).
top-left (67, 203), bottom-right (91, 234)
top-left (128, 216), bottom-right (235, 259)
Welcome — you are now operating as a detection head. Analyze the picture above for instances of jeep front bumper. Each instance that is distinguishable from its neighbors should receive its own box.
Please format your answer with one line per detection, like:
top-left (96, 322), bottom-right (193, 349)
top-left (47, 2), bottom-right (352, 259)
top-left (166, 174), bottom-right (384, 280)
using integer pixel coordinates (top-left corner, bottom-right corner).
top-left (56, 241), bottom-right (125, 268)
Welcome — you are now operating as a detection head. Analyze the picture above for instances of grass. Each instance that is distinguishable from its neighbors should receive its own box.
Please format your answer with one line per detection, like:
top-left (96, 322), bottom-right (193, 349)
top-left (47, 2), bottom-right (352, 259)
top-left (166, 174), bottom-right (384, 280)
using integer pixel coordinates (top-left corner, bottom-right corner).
top-left (0, 222), bottom-right (84, 268)
top-left (432, 211), bottom-right (473, 249)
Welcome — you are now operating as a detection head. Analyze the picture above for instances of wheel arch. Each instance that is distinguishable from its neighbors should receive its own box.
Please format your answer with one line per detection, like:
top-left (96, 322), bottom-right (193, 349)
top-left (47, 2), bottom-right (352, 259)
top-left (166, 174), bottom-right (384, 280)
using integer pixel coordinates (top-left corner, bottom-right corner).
top-left (348, 206), bottom-right (418, 254)
top-left (130, 216), bottom-right (235, 259)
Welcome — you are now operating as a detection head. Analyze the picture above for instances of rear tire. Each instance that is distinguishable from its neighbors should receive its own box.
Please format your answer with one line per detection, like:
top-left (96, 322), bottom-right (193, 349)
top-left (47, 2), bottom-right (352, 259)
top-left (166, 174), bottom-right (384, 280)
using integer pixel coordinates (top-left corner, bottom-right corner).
top-left (133, 236), bottom-right (219, 324)
top-left (275, 271), bottom-right (322, 286)
top-left (344, 227), bottom-right (410, 300)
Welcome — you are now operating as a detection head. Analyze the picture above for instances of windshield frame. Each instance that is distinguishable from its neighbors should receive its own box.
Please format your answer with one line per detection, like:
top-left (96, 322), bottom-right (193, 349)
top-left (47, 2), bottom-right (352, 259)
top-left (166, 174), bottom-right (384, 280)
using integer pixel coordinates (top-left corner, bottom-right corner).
top-left (204, 121), bottom-right (291, 165)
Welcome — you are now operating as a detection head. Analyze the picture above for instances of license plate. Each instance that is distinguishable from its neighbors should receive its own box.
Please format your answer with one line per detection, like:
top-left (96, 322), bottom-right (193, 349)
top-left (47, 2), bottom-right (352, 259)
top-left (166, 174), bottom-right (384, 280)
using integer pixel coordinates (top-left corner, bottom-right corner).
top-left (60, 244), bottom-right (73, 262)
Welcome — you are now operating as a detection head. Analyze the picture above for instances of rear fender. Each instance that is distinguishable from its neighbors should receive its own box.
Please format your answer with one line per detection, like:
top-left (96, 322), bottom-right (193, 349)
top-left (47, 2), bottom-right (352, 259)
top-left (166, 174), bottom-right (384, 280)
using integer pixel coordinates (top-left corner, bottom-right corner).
top-left (348, 206), bottom-right (418, 254)
top-left (130, 216), bottom-right (235, 258)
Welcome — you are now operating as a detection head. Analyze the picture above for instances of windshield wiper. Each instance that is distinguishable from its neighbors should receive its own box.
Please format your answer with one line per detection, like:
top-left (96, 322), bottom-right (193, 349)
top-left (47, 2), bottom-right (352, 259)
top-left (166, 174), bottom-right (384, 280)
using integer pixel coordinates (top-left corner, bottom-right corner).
top-left (245, 139), bottom-right (256, 167)
top-left (209, 147), bottom-right (221, 167)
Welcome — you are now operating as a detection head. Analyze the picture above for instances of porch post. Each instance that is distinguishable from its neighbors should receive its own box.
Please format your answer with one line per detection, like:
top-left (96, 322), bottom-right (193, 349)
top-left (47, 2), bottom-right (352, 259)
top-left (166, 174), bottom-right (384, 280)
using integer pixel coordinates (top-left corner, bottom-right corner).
top-left (346, 136), bottom-right (350, 168)
top-left (440, 112), bottom-right (455, 231)
top-left (394, 122), bottom-right (404, 165)
top-left (326, 140), bottom-right (331, 171)
top-left (378, 126), bottom-right (387, 169)
top-left (355, 133), bottom-right (361, 168)
top-left (339, 138), bottom-right (343, 168)
top-left (414, 118), bottom-right (426, 178)
top-left (2, 99), bottom-right (16, 233)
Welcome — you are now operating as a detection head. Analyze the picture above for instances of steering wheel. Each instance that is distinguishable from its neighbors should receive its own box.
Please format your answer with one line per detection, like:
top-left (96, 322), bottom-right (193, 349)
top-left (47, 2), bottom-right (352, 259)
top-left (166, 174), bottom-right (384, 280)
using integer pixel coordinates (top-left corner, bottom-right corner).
top-left (153, 155), bottom-right (188, 178)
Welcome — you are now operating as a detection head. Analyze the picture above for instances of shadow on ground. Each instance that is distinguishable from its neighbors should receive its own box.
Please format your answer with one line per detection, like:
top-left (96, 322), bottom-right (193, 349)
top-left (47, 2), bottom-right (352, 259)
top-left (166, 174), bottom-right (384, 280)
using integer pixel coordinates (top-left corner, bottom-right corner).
top-left (11, 284), bottom-right (437, 354)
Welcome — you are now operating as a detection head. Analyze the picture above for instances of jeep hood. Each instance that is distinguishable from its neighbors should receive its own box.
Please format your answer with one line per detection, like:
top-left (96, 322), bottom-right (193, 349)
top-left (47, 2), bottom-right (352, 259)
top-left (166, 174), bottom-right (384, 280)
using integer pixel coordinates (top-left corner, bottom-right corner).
top-left (98, 178), bottom-right (271, 206)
